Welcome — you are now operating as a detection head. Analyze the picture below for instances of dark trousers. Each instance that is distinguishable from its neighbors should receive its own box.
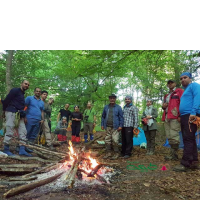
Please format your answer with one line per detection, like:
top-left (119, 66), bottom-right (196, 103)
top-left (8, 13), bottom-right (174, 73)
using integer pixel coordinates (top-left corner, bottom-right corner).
top-left (144, 127), bottom-right (156, 151)
top-left (72, 124), bottom-right (81, 137)
top-left (122, 127), bottom-right (133, 156)
top-left (48, 121), bottom-right (51, 133)
top-left (26, 118), bottom-right (40, 141)
top-left (180, 114), bottom-right (199, 167)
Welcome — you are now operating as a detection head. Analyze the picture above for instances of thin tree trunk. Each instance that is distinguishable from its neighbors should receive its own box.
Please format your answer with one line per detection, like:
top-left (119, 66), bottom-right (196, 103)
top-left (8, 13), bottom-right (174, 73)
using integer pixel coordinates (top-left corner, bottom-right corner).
top-left (6, 50), bottom-right (14, 93)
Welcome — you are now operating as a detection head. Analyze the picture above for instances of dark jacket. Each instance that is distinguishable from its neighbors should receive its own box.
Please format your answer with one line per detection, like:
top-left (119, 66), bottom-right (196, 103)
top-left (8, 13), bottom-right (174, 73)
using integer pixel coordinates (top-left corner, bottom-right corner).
top-left (142, 107), bottom-right (158, 131)
top-left (101, 104), bottom-right (124, 130)
top-left (2, 88), bottom-right (25, 112)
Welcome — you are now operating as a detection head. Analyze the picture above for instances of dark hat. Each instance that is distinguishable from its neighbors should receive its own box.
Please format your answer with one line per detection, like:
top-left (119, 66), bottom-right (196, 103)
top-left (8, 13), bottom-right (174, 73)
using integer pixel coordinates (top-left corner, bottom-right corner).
top-left (109, 94), bottom-right (117, 98)
top-left (167, 80), bottom-right (175, 84)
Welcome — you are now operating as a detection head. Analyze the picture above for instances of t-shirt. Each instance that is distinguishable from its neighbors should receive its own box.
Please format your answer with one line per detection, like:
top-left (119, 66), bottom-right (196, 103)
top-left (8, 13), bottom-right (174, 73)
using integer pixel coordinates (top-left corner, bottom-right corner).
top-left (59, 109), bottom-right (71, 122)
top-left (70, 112), bottom-right (83, 126)
top-left (83, 108), bottom-right (96, 123)
top-left (25, 96), bottom-right (44, 120)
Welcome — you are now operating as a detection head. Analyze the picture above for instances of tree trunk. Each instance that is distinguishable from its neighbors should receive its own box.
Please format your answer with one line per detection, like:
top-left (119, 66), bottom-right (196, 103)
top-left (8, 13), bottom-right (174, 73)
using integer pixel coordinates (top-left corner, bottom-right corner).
top-left (6, 50), bottom-right (14, 93)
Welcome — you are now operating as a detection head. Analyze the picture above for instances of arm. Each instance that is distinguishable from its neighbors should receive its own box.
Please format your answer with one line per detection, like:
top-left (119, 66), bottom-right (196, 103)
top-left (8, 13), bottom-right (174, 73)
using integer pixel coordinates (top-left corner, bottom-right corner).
top-left (118, 106), bottom-right (124, 130)
top-left (57, 112), bottom-right (61, 122)
top-left (191, 83), bottom-right (200, 116)
top-left (101, 107), bottom-right (106, 130)
top-left (141, 111), bottom-right (146, 119)
top-left (1, 88), bottom-right (18, 111)
top-left (133, 108), bottom-right (139, 128)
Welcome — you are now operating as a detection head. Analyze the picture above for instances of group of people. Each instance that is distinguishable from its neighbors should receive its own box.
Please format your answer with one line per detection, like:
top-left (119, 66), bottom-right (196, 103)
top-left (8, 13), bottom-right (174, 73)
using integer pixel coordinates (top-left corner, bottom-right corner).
top-left (0, 71), bottom-right (200, 172)
top-left (101, 72), bottom-right (200, 172)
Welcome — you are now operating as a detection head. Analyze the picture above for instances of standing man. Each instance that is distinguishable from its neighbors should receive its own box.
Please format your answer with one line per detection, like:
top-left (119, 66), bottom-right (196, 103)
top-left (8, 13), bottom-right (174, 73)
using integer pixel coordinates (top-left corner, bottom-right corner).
top-left (1, 80), bottom-right (32, 156)
top-left (162, 80), bottom-right (184, 161)
top-left (41, 91), bottom-right (54, 150)
top-left (57, 104), bottom-right (71, 124)
top-left (122, 96), bottom-right (139, 159)
top-left (83, 102), bottom-right (96, 143)
top-left (25, 88), bottom-right (44, 143)
top-left (101, 94), bottom-right (123, 160)
top-left (174, 72), bottom-right (200, 172)
top-left (47, 97), bottom-right (54, 133)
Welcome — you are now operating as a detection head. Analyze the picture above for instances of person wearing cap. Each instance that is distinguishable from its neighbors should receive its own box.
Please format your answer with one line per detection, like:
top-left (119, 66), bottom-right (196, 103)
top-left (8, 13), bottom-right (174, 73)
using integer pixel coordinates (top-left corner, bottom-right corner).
top-left (70, 105), bottom-right (83, 143)
top-left (101, 94), bottom-right (124, 160)
top-left (173, 72), bottom-right (200, 172)
top-left (141, 99), bottom-right (158, 155)
top-left (162, 80), bottom-right (184, 161)
top-left (122, 96), bottom-right (139, 158)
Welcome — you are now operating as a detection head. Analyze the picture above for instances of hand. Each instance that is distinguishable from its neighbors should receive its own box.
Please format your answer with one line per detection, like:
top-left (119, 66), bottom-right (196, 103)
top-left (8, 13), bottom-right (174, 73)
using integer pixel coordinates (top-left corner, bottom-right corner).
top-left (162, 103), bottom-right (168, 109)
top-left (101, 126), bottom-right (104, 130)
top-left (40, 119), bottom-right (44, 124)
top-left (24, 118), bottom-right (27, 124)
top-left (146, 115), bottom-right (151, 119)
top-left (177, 117), bottom-right (181, 122)
top-left (189, 115), bottom-right (196, 122)
top-left (49, 118), bottom-right (51, 122)
top-left (117, 127), bottom-right (122, 132)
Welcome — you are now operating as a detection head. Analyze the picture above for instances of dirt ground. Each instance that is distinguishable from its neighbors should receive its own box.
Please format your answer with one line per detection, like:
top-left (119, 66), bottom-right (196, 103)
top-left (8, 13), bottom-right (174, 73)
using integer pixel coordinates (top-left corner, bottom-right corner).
top-left (0, 132), bottom-right (200, 200)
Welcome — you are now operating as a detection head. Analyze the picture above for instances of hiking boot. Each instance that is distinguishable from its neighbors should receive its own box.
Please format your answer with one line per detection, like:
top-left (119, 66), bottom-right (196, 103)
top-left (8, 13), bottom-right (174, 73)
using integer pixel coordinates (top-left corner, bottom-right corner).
top-left (165, 144), bottom-right (179, 161)
top-left (4, 144), bottom-right (16, 156)
top-left (148, 150), bottom-right (154, 155)
top-left (146, 149), bottom-right (150, 155)
top-left (173, 164), bottom-right (189, 172)
top-left (84, 135), bottom-right (88, 143)
top-left (123, 155), bottom-right (130, 159)
top-left (19, 146), bottom-right (32, 157)
top-left (190, 161), bottom-right (200, 170)
top-left (103, 152), bottom-right (112, 159)
top-left (110, 152), bottom-right (119, 160)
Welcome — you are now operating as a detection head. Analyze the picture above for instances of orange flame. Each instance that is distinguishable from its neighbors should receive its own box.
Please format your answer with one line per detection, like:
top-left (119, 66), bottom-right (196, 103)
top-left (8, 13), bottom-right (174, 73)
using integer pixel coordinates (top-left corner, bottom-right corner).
top-left (68, 140), bottom-right (77, 161)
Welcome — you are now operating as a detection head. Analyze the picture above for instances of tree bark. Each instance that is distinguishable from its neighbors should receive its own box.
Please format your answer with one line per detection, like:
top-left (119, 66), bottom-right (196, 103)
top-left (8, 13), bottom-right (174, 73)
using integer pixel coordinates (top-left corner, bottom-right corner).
top-left (6, 50), bottom-right (14, 93)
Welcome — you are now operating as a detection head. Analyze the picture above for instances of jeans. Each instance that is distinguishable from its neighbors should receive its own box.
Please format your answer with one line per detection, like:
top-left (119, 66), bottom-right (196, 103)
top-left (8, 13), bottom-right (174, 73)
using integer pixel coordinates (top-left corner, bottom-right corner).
top-left (26, 118), bottom-right (40, 141)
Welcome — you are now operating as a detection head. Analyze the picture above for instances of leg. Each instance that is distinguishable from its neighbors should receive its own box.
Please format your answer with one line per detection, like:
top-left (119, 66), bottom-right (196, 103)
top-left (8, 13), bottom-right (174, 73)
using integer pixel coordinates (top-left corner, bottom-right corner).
top-left (144, 129), bottom-right (150, 154)
top-left (84, 123), bottom-right (89, 142)
top-left (103, 127), bottom-right (112, 159)
top-left (121, 127), bottom-right (126, 155)
top-left (75, 125), bottom-right (81, 143)
top-left (149, 130), bottom-right (156, 154)
top-left (110, 129), bottom-right (120, 160)
top-left (88, 122), bottom-right (94, 140)
top-left (3, 112), bottom-right (16, 156)
top-left (43, 119), bottom-right (52, 146)
top-left (124, 127), bottom-right (133, 156)
top-left (71, 124), bottom-right (76, 142)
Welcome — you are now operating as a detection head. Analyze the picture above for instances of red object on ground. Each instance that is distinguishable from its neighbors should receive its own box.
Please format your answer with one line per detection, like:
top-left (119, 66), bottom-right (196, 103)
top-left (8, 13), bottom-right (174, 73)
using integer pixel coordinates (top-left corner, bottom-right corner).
top-left (161, 165), bottom-right (167, 171)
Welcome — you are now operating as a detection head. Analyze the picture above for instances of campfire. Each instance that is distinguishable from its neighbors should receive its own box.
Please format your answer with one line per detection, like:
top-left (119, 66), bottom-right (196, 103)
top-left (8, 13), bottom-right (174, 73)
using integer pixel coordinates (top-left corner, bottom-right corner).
top-left (3, 140), bottom-right (115, 198)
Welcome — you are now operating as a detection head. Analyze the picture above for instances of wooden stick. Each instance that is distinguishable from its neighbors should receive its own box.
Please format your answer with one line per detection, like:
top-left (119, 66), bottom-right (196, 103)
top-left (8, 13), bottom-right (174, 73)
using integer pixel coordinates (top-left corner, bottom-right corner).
top-left (85, 135), bottom-right (103, 149)
top-left (0, 164), bottom-right (42, 168)
top-left (0, 168), bottom-right (34, 173)
top-left (3, 171), bottom-right (64, 198)
top-left (22, 163), bottom-right (57, 178)
top-left (7, 156), bottom-right (56, 164)
top-left (8, 176), bottom-right (37, 181)
top-left (87, 164), bottom-right (103, 177)
top-left (15, 140), bottom-right (66, 157)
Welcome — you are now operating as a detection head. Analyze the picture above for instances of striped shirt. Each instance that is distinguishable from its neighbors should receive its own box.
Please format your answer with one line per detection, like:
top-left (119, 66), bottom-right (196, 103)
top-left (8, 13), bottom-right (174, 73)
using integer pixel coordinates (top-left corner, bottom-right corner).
top-left (123, 105), bottom-right (139, 128)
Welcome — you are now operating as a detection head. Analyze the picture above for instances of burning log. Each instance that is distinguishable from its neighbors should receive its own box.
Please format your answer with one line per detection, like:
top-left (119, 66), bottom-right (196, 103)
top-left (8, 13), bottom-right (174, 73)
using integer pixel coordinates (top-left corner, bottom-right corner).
top-left (87, 164), bottom-right (104, 177)
top-left (3, 171), bottom-right (64, 198)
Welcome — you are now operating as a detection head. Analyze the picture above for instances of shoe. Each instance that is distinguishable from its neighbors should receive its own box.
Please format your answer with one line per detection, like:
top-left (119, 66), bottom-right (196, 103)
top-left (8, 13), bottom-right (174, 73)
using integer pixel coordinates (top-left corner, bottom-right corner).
top-left (76, 136), bottom-right (80, 143)
top-left (47, 144), bottom-right (55, 151)
top-left (103, 152), bottom-right (112, 159)
top-left (146, 149), bottom-right (150, 155)
top-left (25, 147), bottom-right (33, 153)
top-left (173, 164), bottom-right (189, 172)
top-left (123, 155), bottom-right (130, 159)
top-left (19, 146), bottom-right (32, 157)
top-left (148, 151), bottom-right (154, 155)
top-left (110, 153), bottom-right (119, 160)
top-left (4, 144), bottom-right (16, 156)
top-left (190, 161), bottom-right (200, 170)
top-left (84, 135), bottom-right (88, 143)
top-left (165, 144), bottom-right (179, 161)
top-left (90, 134), bottom-right (94, 141)
top-left (71, 135), bottom-right (76, 142)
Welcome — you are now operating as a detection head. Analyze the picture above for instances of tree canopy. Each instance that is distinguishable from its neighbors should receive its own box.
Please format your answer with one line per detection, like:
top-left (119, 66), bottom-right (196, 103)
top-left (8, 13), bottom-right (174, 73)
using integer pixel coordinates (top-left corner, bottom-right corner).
top-left (0, 50), bottom-right (200, 129)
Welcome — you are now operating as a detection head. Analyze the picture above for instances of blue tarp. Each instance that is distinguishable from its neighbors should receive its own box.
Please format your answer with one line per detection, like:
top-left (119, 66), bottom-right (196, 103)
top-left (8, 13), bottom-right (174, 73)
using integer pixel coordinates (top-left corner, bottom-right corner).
top-left (133, 127), bottom-right (147, 146)
top-left (163, 131), bottom-right (200, 150)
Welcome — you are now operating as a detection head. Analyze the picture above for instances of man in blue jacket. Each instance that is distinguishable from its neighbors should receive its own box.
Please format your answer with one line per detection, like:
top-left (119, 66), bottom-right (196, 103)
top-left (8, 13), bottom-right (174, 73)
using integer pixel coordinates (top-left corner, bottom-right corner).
top-left (173, 72), bottom-right (200, 172)
top-left (101, 94), bottom-right (124, 160)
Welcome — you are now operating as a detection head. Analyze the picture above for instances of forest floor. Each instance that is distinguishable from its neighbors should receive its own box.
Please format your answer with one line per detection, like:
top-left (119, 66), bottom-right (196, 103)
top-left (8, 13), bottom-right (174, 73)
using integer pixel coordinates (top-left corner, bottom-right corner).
top-left (0, 132), bottom-right (200, 200)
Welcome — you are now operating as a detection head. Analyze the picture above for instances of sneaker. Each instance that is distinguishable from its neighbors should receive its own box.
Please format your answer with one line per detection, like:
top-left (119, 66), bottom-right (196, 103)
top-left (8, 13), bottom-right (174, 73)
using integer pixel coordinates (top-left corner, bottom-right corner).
top-left (103, 152), bottom-right (112, 159)
top-left (173, 164), bottom-right (189, 172)
top-left (123, 155), bottom-right (130, 159)
top-left (110, 153), bottom-right (119, 160)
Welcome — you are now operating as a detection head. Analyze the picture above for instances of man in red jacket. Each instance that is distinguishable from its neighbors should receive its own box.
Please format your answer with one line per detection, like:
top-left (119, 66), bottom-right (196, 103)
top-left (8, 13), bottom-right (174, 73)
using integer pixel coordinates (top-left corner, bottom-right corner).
top-left (162, 80), bottom-right (184, 160)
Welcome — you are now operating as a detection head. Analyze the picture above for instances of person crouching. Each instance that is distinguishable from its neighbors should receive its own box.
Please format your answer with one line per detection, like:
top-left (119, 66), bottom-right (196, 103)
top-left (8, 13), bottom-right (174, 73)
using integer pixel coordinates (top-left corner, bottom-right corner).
top-left (55, 117), bottom-right (68, 141)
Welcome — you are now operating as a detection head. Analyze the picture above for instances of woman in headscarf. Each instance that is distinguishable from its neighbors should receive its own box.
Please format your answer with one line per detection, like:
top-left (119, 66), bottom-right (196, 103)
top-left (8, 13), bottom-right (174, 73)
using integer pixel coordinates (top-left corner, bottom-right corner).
top-left (70, 105), bottom-right (83, 143)
top-left (55, 116), bottom-right (68, 141)
top-left (142, 99), bottom-right (158, 155)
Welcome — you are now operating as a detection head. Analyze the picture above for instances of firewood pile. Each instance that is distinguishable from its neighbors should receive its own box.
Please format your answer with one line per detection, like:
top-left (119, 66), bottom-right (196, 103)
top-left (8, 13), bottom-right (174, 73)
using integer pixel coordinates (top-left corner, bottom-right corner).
top-left (1, 136), bottom-right (114, 199)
